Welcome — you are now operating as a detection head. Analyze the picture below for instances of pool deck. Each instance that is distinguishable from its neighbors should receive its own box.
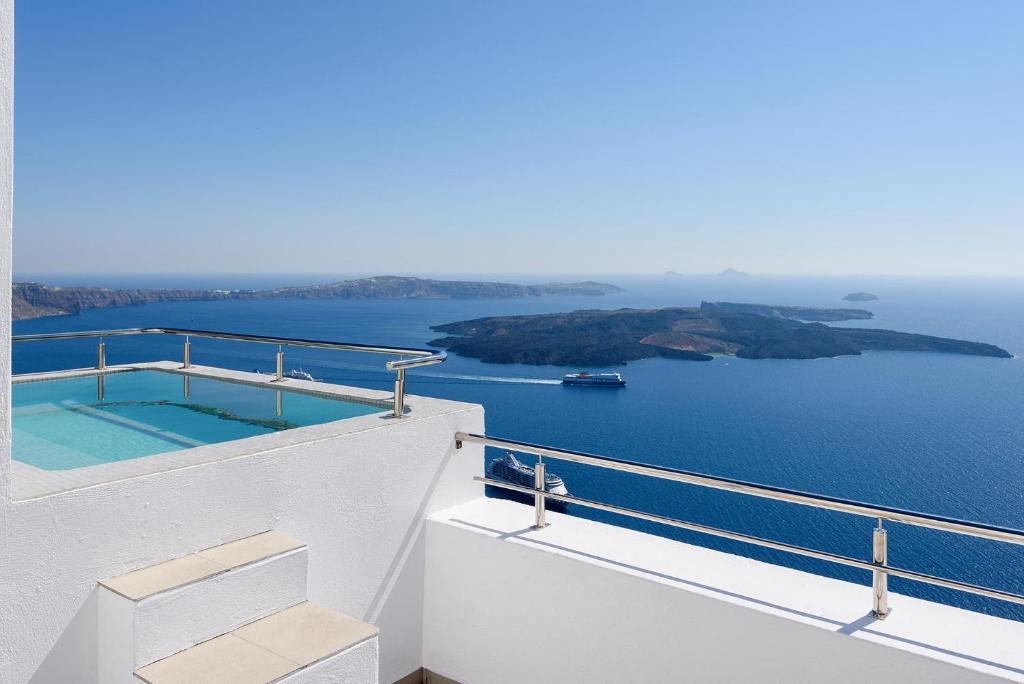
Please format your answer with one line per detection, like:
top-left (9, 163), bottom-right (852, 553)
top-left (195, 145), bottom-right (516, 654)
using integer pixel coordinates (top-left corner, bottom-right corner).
top-left (11, 361), bottom-right (467, 500)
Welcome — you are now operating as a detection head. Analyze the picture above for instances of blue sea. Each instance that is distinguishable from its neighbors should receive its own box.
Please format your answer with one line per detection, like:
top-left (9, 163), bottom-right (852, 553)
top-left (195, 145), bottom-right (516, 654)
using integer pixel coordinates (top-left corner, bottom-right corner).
top-left (12, 273), bottom-right (1024, 620)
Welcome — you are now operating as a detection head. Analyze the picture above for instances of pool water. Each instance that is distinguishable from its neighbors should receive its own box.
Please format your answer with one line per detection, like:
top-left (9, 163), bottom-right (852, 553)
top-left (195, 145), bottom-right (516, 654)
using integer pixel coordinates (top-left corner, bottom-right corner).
top-left (13, 370), bottom-right (382, 470)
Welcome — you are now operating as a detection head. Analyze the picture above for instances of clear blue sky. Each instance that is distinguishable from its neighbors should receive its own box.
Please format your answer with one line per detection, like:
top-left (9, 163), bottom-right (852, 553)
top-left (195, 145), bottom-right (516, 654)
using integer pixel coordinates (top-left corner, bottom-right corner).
top-left (12, 1), bottom-right (1023, 276)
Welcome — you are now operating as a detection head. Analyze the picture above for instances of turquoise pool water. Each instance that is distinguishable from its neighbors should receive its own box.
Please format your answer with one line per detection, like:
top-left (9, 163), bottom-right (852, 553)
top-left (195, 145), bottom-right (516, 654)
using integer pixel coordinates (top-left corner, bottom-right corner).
top-left (13, 370), bottom-right (382, 470)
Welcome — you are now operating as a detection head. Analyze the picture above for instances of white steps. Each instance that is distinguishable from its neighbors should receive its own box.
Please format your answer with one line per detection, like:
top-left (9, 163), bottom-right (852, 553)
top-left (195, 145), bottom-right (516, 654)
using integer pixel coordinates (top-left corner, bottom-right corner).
top-left (134, 601), bottom-right (379, 684)
top-left (97, 531), bottom-right (378, 684)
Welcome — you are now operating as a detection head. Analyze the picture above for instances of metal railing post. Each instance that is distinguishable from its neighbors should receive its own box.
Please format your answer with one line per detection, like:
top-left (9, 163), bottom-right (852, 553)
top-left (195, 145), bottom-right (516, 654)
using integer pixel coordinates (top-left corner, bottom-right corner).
top-left (872, 519), bottom-right (890, 618)
top-left (393, 368), bottom-right (406, 418)
top-left (97, 339), bottom-right (106, 370)
top-left (275, 345), bottom-right (284, 382)
top-left (534, 459), bottom-right (547, 529)
top-left (182, 337), bottom-right (191, 368)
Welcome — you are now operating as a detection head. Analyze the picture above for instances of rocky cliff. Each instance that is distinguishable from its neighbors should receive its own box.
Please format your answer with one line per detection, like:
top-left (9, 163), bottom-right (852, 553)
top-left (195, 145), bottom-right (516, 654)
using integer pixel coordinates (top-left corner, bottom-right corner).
top-left (12, 276), bottom-right (624, 320)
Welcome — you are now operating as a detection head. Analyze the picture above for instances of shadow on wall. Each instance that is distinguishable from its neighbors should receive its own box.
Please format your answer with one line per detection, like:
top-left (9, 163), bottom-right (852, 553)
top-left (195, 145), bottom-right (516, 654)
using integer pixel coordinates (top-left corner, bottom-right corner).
top-left (30, 587), bottom-right (98, 683)
top-left (365, 442), bottom-right (458, 624)
top-left (355, 443), bottom-right (463, 682)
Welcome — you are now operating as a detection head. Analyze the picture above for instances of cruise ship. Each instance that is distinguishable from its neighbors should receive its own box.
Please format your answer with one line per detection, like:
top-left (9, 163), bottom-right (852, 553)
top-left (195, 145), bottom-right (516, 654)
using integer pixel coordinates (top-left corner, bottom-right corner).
top-left (562, 371), bottom-right (626, 387)
top-left (286, 368), bottom-right (316, 381)
top-left (486, 451), bottom-right (570, 510)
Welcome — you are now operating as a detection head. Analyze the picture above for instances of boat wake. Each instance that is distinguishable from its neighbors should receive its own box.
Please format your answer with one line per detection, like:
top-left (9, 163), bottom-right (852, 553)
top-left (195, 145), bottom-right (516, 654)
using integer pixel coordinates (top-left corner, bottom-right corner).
top-left (421, 372), bottom-right (561, 385)
top-left (288, 359), bottom-right (561, 385)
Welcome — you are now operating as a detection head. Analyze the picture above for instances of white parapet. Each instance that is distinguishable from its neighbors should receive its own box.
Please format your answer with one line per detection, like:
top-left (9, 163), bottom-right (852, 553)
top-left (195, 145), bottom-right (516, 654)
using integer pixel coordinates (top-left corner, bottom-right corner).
top-left (423, 498), bottom-right (1024, 684)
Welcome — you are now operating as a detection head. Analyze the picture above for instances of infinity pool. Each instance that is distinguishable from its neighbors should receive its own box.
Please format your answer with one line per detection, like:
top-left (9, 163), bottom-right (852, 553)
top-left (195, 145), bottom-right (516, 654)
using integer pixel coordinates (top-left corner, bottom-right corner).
top-left (13, 370), bottom-right (382, 470)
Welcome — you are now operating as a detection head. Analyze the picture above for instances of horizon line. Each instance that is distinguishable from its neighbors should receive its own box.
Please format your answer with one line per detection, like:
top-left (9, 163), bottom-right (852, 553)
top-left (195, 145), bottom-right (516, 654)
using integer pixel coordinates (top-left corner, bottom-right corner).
top-left (11, 270), bottom-right (1024, 281)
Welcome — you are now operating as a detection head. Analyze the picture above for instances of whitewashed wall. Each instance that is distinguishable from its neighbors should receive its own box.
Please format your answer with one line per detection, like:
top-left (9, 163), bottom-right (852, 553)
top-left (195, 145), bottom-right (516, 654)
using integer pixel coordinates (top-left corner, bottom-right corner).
top-left (0, 402), bottom-right (483, 684)
top-left (424, 499), bottom-right (1022, 684)
top-left (0, 4), bottom-right (15, 682)
top-left (0, 0), bottom-right (13, 510)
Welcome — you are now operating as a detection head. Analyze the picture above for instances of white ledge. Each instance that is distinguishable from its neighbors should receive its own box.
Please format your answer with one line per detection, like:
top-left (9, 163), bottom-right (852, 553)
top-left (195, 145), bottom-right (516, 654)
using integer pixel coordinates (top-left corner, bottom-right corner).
top-left (427, 497), bottom-right (1024, 682)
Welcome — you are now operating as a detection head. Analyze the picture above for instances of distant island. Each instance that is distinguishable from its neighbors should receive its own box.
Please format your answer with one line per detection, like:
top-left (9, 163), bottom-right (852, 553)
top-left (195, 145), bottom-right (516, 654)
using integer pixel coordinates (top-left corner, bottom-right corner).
top-left (664, 268), bottom-right (750, 277)
top-left (843, 292), bottom-right (879, 302)
top-left (12, 276), bottom-right (624, 321)
top-left (429, 301), bottom-right (1011, 365)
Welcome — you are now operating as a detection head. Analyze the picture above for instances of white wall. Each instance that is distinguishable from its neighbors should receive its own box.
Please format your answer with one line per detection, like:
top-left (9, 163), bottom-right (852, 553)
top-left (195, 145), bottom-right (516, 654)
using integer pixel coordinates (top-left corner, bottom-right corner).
top-left (0, 0), bottom-right (13, 508)
top-left (0, 400), bottom-right (483, 684)
top-left (424, 499), bottom-right (1023, 684)
top-left (0, 3), bottom-right (14, 683)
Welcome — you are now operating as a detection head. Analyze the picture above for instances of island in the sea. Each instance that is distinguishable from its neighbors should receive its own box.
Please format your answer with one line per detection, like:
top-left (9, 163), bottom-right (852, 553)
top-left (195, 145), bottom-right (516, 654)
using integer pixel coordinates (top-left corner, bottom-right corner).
top-left (843, 292), bottom-right (880, 302)
top-left (12, 276), bottom-right (624, 321)
top-left (665, 268), bottom-right (750, 277)
top-left (429, 301), bottom-right (1011, 365)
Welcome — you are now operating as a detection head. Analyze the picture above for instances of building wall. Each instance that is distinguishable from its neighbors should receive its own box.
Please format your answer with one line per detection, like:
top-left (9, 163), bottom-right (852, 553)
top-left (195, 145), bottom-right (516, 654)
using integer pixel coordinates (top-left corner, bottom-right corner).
top-left (0, 3), bottom-right (15, 682)
top-left (423, 499), bottom-right (1021, 684)
top-left (0, 402), bottom-right (483, 684)
top-left (0, 0), bottom-right (13, 508)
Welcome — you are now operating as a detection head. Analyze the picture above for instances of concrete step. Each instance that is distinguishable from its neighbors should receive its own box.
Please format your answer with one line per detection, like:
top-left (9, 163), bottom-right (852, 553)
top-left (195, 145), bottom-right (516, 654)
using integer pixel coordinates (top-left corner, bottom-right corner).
top-left (98, 531), bottom-right (308, 682)
top-left (134, 601), bottom-right (379, 684)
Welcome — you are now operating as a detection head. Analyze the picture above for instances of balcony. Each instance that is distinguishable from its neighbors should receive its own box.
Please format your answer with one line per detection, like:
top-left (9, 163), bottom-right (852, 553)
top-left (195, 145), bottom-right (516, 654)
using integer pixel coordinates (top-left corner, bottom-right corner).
top-left (3, 328), bottom-right (1022, 682)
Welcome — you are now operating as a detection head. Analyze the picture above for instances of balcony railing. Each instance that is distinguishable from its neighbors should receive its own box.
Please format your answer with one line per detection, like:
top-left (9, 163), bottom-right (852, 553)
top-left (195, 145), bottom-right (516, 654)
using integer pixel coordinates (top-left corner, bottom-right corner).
top-left (12, 328), bottom-right (446, 418)
top-left (455, 431), bottom-right (1024, 619)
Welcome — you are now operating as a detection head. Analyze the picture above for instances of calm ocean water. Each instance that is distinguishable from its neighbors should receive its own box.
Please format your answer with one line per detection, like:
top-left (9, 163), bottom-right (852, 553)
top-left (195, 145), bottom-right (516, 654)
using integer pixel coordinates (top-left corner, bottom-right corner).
top-left (12, 274), bottom-right (1024, 620)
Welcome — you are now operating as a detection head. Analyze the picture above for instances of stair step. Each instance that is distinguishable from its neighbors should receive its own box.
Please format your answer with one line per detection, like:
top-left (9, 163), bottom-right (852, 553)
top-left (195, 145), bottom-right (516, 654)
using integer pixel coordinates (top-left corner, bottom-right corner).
top-left (134, 601), bottom-right (379, 684)
top-left (101, 531), bottom-right (305, 600)
top-left (133, 634), bottom-right (296, 684)
top-left (98, 531), bottom-right (309, 682)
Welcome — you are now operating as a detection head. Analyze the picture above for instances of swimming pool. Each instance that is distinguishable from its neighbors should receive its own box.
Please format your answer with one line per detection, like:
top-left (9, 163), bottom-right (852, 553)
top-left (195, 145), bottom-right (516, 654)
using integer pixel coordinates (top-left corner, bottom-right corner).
top-left (13, 370), bottom-right (382, 470)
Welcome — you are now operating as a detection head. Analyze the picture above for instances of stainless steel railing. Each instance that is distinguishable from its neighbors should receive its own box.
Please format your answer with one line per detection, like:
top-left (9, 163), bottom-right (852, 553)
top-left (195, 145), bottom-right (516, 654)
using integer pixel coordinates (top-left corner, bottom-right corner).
top-left (12, 328), bottom-right (446, 418)
top-left (455, 432), bottom-right (1024, 618)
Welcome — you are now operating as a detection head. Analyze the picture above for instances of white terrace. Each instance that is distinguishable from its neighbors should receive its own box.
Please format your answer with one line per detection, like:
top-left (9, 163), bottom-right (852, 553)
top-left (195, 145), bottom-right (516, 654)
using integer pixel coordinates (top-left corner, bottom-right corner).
top-left (0, 324), bottom-right (1021, 684)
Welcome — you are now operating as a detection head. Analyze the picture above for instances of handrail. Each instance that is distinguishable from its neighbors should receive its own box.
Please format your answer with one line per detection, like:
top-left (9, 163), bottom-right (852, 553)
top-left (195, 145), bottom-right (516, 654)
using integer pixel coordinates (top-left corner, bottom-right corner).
top-left (12, 328), bottom-right (446, 417)
top-left (455, 431), bottom-right (1024, 617)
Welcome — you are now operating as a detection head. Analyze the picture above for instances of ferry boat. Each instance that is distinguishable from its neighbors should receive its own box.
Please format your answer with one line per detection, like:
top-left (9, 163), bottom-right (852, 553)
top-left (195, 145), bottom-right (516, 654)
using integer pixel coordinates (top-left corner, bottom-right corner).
top-left (487, 452), bottom-right (570, 509)
top-left (562, 372), bottom-right (626, 387)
